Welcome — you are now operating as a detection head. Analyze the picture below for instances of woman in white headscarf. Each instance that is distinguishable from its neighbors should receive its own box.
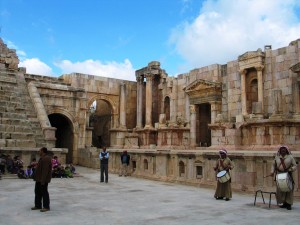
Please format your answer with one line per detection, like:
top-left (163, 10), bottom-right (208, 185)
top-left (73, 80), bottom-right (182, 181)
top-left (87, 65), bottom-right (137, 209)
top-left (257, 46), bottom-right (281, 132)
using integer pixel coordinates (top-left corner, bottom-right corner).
top-left (213, 148), bottom-right (234, 201)
top-left (270, 145), bottom-right (297, 210)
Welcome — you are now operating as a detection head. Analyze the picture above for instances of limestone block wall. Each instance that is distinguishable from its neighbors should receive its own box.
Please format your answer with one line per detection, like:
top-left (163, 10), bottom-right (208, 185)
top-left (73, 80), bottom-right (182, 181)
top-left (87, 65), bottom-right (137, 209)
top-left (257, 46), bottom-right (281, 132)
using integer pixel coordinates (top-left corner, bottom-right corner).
top-left (107, 149), bottom-right (300, 197)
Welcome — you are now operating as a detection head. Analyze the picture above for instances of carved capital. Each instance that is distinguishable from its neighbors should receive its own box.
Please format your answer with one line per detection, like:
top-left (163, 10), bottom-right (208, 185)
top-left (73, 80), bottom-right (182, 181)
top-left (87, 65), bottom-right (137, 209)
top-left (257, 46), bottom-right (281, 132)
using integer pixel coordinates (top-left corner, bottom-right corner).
top-left (239, 69), bottom-right (247, 75)
top-left (190, 105), bottom-right (196, 113)
top-left (255, 66), bottom-right (264, 72)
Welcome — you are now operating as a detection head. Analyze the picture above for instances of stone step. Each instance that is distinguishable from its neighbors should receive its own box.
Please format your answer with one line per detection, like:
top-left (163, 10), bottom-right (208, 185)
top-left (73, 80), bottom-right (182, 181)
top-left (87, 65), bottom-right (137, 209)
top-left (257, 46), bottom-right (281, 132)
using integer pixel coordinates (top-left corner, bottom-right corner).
top-left (1, 118), bottom-right (31, 126)
top-left (0, 139), bottom-right (36, 148)
top-left (0, 124), bottom-right (32, 133)
top-left (0, 100), bottom-right (22, 108)
top-left (0, 173), bottom-right (18, 179)
top-left (1, 132), bottom-right (34, 140)
top-left (1, 112), bottom-right (28, 120)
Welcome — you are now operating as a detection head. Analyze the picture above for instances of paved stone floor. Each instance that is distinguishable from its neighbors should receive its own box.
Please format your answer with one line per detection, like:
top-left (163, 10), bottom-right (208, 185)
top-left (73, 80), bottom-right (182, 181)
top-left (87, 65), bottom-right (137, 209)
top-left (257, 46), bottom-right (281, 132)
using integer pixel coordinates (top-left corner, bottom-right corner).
top-left (0, 166), bottom-right (299, 225)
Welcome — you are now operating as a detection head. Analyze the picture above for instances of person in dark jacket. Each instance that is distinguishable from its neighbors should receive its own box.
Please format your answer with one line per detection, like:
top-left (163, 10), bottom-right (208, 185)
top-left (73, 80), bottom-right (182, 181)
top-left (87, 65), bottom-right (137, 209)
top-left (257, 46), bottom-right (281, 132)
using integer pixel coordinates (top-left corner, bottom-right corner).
top-left (119, 151), bottom-right (130, 177)
top-left (99, 146), bottom-right (109, 183)
top-left (31, 147), bottom-right (52, 212)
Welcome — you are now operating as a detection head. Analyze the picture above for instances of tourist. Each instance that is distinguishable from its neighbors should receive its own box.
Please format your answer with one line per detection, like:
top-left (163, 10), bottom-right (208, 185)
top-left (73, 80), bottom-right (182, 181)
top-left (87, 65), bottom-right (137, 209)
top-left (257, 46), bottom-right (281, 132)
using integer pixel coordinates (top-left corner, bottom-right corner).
top-left (17, 165), bottom-right (27, 179)
top-left (14, 155), bottom-right (24, 173)
top-left (52, 155), bottom-right (59, 169)
top-left (25, 165), bottom-right (33, 179)
top-left (213, 148), bottom-right (234, 201)
top-left (99, 146), bottom-right (109, 183)
top-left (6, 155), bottom-right (14, 174)
top-left (119, 150), bottom-right (130, 177)
top-left (31, 147), bottom-right (52, 212)
top-left (270, 145), bottom-right (297, 210)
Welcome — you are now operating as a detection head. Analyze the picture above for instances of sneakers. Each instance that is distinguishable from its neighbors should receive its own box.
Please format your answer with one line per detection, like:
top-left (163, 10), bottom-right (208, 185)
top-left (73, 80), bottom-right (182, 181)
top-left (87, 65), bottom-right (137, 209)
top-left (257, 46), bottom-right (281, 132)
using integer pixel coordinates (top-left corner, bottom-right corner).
top-left (40, 208), bottom-right (50, 212)
top-left (31, 207), bottom-right (41, 210)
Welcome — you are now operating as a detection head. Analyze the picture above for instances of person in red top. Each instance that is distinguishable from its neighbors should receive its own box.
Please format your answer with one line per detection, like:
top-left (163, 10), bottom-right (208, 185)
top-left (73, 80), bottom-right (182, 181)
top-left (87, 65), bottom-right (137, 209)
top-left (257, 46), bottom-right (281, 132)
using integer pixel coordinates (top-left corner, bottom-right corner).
top-left (31, 147), bottom-right (52, 212)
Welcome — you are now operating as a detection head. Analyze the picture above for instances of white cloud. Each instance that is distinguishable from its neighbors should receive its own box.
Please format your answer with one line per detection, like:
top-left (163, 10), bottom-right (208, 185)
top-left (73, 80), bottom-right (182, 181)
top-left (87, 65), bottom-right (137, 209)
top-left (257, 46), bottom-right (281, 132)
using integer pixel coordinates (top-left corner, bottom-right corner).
top-left (170, 0), bottom-right (300, 69)
top-left (54, 59), bottom-right (136, 81)
top-left (19, 58), bottom-right (54, 76)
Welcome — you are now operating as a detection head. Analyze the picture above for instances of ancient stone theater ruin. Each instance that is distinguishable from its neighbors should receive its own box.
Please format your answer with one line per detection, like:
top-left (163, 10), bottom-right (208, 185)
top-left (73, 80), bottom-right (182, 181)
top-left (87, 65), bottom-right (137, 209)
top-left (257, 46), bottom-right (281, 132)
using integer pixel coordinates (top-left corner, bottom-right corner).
top-left (0, 38), bottom-right (299, 196)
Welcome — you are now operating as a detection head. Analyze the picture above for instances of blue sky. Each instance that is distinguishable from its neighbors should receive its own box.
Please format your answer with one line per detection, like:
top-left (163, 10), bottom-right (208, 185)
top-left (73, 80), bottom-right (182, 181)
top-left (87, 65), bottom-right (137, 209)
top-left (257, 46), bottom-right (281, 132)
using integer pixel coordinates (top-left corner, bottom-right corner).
top-left (1, 0), bottom-right (300, 81)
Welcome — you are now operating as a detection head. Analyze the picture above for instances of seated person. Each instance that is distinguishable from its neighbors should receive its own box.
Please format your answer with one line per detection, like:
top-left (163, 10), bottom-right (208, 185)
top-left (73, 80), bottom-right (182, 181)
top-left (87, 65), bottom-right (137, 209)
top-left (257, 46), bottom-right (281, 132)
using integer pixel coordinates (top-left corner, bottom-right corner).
top-left (25, 165), bottom-right (33, 178)
top-left (64, 165), bottom-right (73, 178)
top-left (52, 156), bottom-right (59, 169)
top-left (17, 165), bottom-right (26, 179)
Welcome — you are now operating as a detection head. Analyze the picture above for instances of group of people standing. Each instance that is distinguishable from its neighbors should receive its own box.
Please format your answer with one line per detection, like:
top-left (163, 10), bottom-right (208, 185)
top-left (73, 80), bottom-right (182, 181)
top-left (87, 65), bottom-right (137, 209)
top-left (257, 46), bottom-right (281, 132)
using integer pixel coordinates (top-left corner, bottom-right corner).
top-left (98, 147), bottom-right (130, 183)
top-left (30, 145), bottom-right (297, 213)
top-left (213, 145), bottom-right (297, 210)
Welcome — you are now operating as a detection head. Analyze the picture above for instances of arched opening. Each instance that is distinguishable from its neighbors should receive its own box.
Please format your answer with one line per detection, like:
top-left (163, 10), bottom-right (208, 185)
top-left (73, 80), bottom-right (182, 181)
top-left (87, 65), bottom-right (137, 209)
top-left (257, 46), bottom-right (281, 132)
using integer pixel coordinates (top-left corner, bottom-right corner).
top-left (179, 161), bottom-right (185, 177)
top-left (89, 99), bottom-right (112, 148)
top-left (48, 113), bottom-right (74, 164)
top-left (164, 96), bottom-right (170, 121)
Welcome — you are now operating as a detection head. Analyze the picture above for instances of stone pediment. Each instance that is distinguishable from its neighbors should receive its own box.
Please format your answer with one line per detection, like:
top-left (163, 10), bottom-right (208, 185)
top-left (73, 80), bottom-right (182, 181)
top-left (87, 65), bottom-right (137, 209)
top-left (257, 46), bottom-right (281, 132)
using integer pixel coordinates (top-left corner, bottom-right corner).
top-left (290, 62), bottom-right (300, 73)
top-left (238, 49), bottom-right (265, 71)
top-left (184, 79), bottom-right (221, 94)
top-left (184, 79), bottom-right (222, 104)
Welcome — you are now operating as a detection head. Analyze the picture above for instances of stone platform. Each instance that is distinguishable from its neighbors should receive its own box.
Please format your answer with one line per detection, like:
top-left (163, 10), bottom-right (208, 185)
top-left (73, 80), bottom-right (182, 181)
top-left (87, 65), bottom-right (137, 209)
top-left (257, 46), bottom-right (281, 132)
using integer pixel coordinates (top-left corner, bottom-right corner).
top-left (0, 166), bottom-right (299, 225)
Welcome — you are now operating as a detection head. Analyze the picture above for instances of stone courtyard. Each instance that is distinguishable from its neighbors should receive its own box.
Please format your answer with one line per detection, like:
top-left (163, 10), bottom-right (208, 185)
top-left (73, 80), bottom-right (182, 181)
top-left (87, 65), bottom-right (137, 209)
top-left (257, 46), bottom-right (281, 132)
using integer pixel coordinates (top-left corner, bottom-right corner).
top-left (0, 166), bottom-right (299, 225)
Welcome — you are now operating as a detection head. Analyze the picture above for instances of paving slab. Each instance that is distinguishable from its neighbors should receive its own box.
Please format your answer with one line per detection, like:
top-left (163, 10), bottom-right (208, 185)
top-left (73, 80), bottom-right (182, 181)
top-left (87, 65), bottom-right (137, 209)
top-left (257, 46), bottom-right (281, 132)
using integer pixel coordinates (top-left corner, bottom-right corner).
top-left (0, 166), bottom-right (299, 225)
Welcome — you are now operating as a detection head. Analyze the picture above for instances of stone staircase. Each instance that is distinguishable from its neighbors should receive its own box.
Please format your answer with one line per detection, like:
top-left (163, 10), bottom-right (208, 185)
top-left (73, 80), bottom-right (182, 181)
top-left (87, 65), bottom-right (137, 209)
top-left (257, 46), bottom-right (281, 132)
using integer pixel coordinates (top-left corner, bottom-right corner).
top-left (0, 69), bottom-right (46, 148)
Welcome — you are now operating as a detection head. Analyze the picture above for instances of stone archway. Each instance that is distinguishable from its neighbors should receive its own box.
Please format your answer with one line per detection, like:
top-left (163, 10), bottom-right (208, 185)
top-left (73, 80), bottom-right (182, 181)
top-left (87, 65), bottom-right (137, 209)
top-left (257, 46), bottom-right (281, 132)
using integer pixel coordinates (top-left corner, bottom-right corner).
top-left (88, 95), bottom-right (116, 148)
top-left (48, 113), bottom-right (74, 164)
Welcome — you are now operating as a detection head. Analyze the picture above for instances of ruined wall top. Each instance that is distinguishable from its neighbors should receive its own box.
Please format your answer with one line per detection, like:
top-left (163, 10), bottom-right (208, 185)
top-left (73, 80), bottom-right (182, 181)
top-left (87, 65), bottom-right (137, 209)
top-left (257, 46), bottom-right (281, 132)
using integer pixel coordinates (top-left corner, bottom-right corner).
top-left (0, 38), bottom-right (19, 70)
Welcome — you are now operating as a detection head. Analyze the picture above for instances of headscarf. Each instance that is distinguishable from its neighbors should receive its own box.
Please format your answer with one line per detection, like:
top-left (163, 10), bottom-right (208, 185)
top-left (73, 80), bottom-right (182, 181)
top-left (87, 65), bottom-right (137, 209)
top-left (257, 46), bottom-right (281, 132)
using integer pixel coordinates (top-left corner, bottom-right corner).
top-left (277, 145), bottom-right (291, 156)
top-left (219, 148), bottom-right (227, 155)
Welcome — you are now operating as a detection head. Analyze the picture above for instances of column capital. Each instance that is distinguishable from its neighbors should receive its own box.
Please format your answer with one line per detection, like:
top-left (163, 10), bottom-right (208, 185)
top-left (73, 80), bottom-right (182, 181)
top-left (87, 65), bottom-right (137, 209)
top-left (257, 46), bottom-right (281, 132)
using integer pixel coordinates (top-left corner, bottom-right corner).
top-left (145, 73), bottom-right (155, 81)
top-left (255, 66), bottom-right (264, 71)
top-left (190, 105), bottom-right (196, 113)
top-left (239, 69), bottom-right (247, 75)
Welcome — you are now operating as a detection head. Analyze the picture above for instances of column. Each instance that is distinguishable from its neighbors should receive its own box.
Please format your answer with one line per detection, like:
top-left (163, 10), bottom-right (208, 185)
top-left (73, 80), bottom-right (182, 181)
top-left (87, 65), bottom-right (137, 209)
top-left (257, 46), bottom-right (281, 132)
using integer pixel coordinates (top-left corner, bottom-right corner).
top-left (136, 76), bottom-right (143, 128)
top-left (256, 66), bottom-right (264, 113)
top-left (240, 69), bottom-right (247, 115)
top-left (119, 82), bottom-right (127, 129)
top-left (185, 93), bottom-right (190, 127)
top-left (171, 78), bottom-right (178, 125)
top-left (145, 74), bottom-right (154, 129)
top-left (190, 105), bottom-right (197, 148)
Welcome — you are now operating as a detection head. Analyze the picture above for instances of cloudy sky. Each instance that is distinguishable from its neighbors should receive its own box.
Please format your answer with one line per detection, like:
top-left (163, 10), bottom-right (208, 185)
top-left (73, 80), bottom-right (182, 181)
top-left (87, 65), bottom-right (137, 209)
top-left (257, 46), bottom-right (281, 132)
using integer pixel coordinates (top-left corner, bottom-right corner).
top-left (1, 0), bottom-right (300, 81)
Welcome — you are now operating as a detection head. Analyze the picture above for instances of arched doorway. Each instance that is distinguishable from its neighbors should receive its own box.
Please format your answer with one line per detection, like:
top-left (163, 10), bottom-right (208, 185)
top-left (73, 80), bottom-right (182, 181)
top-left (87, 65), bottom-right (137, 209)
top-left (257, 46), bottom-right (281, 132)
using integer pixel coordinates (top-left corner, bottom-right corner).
top-left (89, 99), bottom-right (112, 148)
top-left (48, 113), bottom-right (74, 164)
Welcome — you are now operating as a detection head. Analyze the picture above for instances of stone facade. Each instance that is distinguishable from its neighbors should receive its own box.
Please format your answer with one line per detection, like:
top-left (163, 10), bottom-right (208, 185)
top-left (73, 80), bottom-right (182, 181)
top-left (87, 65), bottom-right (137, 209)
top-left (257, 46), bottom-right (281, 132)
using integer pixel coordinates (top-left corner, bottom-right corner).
top-left (0, 38), bottom-right (300, 196)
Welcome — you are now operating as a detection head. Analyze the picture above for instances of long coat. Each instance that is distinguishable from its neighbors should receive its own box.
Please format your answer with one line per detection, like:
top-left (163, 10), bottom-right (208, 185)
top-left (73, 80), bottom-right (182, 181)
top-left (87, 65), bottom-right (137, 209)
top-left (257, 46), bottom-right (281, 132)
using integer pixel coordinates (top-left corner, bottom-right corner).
top-left (272, 154), bottom-right (297, 205)
top-left (214, 157), bottom-right (234, 199)
top-left (34, 154), bottom-right (52, 185)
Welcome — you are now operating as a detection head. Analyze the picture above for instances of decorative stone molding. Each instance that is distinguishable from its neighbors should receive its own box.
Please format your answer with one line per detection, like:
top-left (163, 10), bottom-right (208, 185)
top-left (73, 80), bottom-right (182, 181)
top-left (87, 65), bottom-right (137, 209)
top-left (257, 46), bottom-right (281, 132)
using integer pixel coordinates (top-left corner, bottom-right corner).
top-left (184, 79), bottom-right (222, 104)
top-left (238, 49), bottom-right (265, 71)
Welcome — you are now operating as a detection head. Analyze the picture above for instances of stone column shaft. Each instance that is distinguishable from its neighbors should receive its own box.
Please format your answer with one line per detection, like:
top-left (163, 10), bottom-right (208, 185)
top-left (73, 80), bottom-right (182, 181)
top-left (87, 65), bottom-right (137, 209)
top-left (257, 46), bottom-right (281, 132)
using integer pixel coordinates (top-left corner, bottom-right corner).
top-left (190, 105), bottom-right (197, 148)
top-left (145, 74), bottom-right (153, 128)
top-left (136, 76), bottom-right (143, 128)
top-left (256, 66), bottom-right (264, 113)
top-left (120, 82), bottom-right (127, 129)
top-left (241, 70), bottom-right (247, 115)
